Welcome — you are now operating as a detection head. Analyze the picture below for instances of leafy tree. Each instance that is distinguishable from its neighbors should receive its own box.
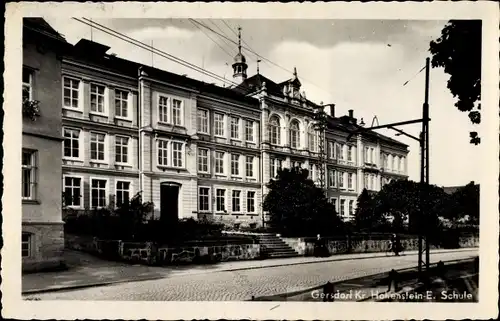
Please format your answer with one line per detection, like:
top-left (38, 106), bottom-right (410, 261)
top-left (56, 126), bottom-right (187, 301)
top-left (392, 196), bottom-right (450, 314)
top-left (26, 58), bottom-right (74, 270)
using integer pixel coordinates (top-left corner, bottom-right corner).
top-left (353, 189), bottom-right (388, 232)
top-left (114, 192), bottom-right (154, 241)
top-left (373, 180), bottom-right (448, 234)
top-left (444, 181), bottom-right (480, 226)
top-left (263, 167), bottom-right (344, 236)
top-left (429, 20), bottom-right (482, 145)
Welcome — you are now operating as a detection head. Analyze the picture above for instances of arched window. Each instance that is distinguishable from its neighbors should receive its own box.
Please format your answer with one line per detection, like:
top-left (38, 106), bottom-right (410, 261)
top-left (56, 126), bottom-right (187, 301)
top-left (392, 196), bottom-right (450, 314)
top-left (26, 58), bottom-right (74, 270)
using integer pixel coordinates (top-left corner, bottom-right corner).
top-left (290, 120), bottom-right (300, 149)
top-left (268, 116), bottom-right (281, 145)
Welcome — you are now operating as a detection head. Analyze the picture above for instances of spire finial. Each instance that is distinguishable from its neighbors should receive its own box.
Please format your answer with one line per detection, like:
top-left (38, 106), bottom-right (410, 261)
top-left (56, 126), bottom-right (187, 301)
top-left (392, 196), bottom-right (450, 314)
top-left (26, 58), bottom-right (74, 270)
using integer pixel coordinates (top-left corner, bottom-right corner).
top-left (293, 66), bottom-right (297, 77)
top-left (257, 59), bottom-right (261, 74)
top-left (238, 26), bottom-right (242, 54)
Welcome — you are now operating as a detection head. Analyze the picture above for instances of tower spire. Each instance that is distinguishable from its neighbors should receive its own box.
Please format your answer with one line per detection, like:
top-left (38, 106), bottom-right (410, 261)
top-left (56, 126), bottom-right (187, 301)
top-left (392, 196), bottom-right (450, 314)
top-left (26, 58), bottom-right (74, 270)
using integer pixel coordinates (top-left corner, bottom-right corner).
top-left (231, 26), bottom-right (248, 84)
top-left (238, 26), bottom-right (242, 54)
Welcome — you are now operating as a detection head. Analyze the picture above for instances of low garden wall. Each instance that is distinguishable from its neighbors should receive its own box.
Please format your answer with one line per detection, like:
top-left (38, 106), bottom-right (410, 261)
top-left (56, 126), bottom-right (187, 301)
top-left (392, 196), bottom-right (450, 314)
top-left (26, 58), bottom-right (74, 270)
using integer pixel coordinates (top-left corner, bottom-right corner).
top-left (65, 234), bottom-right (261, 265)
top-left (282, 234), bottom-right (478, 257)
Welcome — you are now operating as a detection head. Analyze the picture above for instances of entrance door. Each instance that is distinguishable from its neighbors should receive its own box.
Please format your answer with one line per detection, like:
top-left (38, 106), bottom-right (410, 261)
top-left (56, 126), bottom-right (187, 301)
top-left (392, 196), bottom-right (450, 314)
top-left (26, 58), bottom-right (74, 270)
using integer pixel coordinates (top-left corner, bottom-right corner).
top-left (160, 183), bottom-right (180, 225)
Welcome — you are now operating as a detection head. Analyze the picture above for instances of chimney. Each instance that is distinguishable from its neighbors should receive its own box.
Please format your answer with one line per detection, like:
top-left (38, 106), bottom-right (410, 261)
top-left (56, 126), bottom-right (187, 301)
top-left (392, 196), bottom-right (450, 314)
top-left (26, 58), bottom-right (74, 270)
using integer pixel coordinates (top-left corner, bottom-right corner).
top-left (330, 105), bottom-right (335, 117)
top-left (348, 109), bottom-right (354, 118)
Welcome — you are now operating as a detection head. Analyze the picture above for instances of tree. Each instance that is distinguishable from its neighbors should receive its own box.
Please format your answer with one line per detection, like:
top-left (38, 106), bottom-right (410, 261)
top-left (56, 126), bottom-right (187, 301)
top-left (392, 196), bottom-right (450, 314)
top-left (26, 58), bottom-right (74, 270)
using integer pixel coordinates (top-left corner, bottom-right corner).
top-left (429, 20), bottom-right (482, 145)
top-left (373, 180), bottom-right (448, 234)
top-left (444, 181), bottom-right (480, 226)
top-left (353, 189), bottom-right (388, 232)
top-left (262, 167), bottom-right (344, 236)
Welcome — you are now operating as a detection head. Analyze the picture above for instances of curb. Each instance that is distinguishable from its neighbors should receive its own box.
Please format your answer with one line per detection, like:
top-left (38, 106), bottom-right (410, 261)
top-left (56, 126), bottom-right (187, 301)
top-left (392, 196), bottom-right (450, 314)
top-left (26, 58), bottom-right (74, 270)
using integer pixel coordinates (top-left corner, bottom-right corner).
top-left (219, 247), bottom-right (476, 274)
top-left (23, 275), bottom-right (168, 296)
top-left (251, 256), bottom-right (478, 301)
top-left (23, 248), bottom-right (477, 296)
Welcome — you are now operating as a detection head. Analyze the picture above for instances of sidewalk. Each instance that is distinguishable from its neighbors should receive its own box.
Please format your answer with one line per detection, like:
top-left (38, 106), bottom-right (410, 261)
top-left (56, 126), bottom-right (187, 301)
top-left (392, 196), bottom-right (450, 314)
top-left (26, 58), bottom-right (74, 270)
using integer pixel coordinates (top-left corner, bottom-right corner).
top-left (22, 247), bottom-right (477, 295)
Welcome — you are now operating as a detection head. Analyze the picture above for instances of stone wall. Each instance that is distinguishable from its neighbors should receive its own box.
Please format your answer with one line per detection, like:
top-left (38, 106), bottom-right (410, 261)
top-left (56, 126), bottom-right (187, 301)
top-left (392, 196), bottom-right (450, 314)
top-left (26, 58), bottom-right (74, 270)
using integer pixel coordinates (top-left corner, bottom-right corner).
top-left (65, 234), bottom-right (261, 265)
top-left (281, 234), bottom-right (476, 257)
top-left (23, 222), bottom-right (65, 272)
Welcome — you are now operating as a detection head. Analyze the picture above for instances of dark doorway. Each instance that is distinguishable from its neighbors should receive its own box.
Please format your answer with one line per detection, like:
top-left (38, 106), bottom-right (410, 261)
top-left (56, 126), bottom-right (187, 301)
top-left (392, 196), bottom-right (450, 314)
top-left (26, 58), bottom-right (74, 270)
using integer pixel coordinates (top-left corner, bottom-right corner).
top-left (160, 183), bottom-right (180, 226)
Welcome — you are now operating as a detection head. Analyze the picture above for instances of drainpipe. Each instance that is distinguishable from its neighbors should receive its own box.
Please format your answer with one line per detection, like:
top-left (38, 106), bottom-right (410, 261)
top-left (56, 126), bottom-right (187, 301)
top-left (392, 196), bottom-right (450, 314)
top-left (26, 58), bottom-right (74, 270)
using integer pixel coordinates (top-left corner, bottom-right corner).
top-left (138, 68), bottom-right (143, 200)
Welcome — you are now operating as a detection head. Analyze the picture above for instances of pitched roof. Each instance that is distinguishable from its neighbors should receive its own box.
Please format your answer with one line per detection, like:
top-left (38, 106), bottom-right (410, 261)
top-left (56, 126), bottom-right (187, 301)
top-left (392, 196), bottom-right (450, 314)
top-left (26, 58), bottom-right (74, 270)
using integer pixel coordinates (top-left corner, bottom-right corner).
top-left (66, 39), bottom-right (259, 108)
top-left (327, 116), bottom-right (408, 148)
top-left (23, 18), bottom-right (67, 43)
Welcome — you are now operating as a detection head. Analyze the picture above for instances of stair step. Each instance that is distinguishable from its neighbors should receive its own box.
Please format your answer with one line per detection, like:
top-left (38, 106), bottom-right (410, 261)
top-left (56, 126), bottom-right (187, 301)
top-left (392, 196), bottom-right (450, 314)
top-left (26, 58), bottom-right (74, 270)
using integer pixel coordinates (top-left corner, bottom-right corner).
top-left (268, 253), bottom-right (299, 258)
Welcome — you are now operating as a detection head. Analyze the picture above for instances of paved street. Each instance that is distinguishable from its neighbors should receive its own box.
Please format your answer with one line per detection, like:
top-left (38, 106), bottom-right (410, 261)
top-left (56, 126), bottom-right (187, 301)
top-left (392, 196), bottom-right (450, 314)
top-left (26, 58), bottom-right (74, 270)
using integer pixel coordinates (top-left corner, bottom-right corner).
top-left (24, 249), bottom-right (477, 301)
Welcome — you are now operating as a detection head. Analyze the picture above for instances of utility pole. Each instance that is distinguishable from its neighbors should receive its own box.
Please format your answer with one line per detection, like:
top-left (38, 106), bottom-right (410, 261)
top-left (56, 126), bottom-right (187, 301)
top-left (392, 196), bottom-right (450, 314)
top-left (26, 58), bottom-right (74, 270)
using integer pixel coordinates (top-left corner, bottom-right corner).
top-left (345, 57), bottom-right (431, 282)
top-left (418, 57), bottom-right (431, 280)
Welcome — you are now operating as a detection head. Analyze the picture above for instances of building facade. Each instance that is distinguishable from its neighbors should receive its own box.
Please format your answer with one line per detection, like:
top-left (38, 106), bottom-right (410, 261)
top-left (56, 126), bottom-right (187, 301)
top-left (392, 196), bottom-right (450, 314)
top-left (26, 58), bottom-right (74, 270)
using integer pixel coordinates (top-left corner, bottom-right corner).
top-left (22, 19), bottom-right (68, 271)
top-left (58, 29), bottom-right (408, 228)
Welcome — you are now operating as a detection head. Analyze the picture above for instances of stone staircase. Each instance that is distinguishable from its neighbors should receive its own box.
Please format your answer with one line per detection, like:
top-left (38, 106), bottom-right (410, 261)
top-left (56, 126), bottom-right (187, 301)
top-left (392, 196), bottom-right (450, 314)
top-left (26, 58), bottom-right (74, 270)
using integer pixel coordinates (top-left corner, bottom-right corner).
top-left (256, 233), bottom-right (299, 259)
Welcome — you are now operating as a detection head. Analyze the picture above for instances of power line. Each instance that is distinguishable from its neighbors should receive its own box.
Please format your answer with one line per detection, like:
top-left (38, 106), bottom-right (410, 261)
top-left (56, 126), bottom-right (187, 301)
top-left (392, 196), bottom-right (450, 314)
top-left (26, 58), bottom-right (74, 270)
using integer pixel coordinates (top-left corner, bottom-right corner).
top-left (75, 18), bottom-right (254, 91)
top-left (207, 20), bottom-right (238, 55)
top-left (192, 18), bottom-right (335, 101)
top-left (221, 19), bottom-right (268, 73)
top-left (189, 19), bottom-right (235, 59)
top-left (403, 65), bottom-right (426, 87)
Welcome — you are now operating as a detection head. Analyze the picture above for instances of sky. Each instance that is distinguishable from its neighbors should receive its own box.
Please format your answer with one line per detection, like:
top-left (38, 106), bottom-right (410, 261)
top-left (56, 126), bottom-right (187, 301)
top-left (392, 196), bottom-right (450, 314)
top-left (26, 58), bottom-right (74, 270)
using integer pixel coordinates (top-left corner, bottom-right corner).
top-left (44, 17), bottom-right (482, 187)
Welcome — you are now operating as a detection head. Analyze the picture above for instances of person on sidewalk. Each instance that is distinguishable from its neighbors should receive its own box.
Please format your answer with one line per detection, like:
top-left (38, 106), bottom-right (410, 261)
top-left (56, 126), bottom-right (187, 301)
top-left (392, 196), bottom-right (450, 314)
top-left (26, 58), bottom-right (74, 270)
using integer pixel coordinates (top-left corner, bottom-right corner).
top-left (391, 234), bottom-right (401, 256)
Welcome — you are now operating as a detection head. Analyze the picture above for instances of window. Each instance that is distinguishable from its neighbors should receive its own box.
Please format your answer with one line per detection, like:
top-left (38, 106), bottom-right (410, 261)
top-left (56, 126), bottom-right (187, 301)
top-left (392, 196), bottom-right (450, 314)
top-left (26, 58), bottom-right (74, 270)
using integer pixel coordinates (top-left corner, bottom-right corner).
top-left (63, 176), bottom-right (82, 207)
top-left (216, 189), bottom-right (226, 211)
top-left (335, 143), bottom-right (344, 160)
top-left (197, 109), bottom-right (209, 133)
top-left (63, 128), bottom-right (81, 159)
top-left (90, 132), bottom-right (106, 162)
top-left (115, 136), bottom-right (129, 164)
top-left (172, 99), bottom-right (182, 126)
top-left (290, 120), bottom-right (300, 148)
top-left (340, 200), bottom-right (345, 216)
top-left (270, 158), bottom-right (282, 178)
top-left (158, 96), bottom-right (169, 123)
top-left (328, 169), bottom-right (336, 187)
top-left (23, 67), bottom-right (32, 101)
top-left (246, 156), bottom-right (254, 177)
top-left (349, 200), bottom-right (354, 216)
top-left (370, 148), bottom-right (374, 164)
top-left (198, 148), bottom-right (209, 173)
top-left (116, 181), bottom-right (131, 206)
top-left (247, 191), bottom-right (256, 213)
top-left (231, 154), bottom-right (240, 176)
top-left (328, 142), bottom-right (335, 159)
top-left (245, 120), bottom-right (254, 142)
top-left (347, 146), bottom-right (353, 161)
top-left (331, 198), bottom-right (337, 212)
top-left (22, 233), bottom-right (31, 258)
top-left (391, 156), bottom-right (395, 171)
top-left (269, 116), bottom-right (280, 145)
top-left (364, 147), bottom-right (369, 163)
top-left (214, 113), bottom-right (225, 136)
top-left (158, 140), bottom-right (169, 166)
top-left (115, 89), bottom-right (129, 118)
top-left (371, 175), bottom-right (376, 190)
top-left (91, 179), bottom-right (107, 208)
top-left (230, 117), bottom-right (240, 139)
top-left (308, 131), bottom-right (317, 152)
top-left (339, 172), bottom-right (345, 188)
top-left (22, 150), bottom-right (36, 200)
top-left (215, 151), bottom-right (225, 174)
top-left (384, 154), bottom-right (388, 168)
top-left (198, 187), bottom-right (210, 212)
top-left (63, 77), bottom-right (80, 109)
top-left (400, 157), bottom-right (404, 172)
top-left (172, 142), bottom-right (183, 168)
top-left (348, 173), bottom-right (353, 189)
top-left (232, 190), bottom-right (241, 212)
top-left (90, 84), bottom-right (106, 114)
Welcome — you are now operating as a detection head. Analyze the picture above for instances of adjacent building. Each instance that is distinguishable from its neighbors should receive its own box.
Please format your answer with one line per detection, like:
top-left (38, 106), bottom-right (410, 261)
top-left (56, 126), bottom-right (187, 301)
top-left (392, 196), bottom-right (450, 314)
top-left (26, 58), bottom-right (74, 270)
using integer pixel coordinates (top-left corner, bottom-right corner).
top-left (55, 26), bottom-right (409, 229)
top-left (22, 19), bottom-right (68, 271)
